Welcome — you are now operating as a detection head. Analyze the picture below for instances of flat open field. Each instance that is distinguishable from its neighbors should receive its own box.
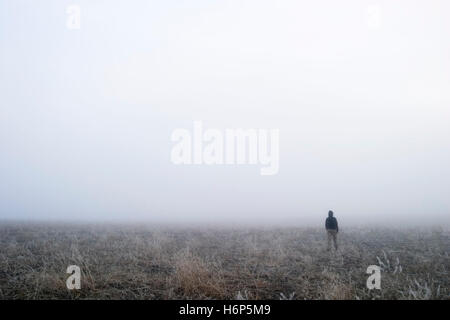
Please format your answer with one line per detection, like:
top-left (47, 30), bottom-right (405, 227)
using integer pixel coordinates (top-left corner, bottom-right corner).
top-left (0, 223), bottom-right (448, 300)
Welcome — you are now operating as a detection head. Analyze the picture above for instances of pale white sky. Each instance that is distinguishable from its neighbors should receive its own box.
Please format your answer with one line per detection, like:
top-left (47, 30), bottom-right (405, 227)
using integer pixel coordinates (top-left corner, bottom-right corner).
top-left (0, 0), bottom-right (449, 225)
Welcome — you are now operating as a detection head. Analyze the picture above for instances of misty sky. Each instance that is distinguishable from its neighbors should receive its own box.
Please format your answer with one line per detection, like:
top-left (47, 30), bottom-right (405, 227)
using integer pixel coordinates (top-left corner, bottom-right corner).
top-left (0, 0), bottom-right (449, 225)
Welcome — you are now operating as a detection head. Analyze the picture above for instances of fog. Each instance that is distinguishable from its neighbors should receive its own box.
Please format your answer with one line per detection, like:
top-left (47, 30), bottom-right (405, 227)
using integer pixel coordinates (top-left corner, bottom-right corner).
top-left (0, 0), bottom-right (449, 226)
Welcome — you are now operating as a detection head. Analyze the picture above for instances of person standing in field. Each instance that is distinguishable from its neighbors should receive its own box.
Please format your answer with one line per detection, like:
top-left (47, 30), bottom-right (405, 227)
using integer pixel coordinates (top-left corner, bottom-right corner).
top-left (325, 210), bottom-right (338, 251)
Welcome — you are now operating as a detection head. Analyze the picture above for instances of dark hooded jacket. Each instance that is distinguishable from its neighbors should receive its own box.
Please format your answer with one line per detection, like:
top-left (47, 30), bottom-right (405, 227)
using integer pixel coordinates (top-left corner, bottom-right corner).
top-left (325, 212), bottom-right (338, 232)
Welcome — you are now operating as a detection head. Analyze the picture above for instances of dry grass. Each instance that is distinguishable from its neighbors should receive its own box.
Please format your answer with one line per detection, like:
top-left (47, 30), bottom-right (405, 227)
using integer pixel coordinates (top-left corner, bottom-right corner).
top-left (0, 222), bottom-right (448, 300)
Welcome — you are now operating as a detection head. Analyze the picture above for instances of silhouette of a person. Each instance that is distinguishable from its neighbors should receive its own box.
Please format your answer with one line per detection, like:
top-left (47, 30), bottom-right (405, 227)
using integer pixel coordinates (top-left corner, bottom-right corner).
top-left (325, 210), bottom-right (338, 251)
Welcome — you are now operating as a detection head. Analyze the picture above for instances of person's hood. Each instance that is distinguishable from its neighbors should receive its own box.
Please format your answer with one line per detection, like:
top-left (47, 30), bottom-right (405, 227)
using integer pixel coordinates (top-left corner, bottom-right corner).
top-left (328, 211), bottom-right (333, 217)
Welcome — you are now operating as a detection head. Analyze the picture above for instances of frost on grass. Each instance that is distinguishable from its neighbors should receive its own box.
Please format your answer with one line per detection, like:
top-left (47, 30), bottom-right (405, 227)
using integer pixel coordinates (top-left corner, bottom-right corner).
top-left (0, 223), bottom-right (448, 299)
